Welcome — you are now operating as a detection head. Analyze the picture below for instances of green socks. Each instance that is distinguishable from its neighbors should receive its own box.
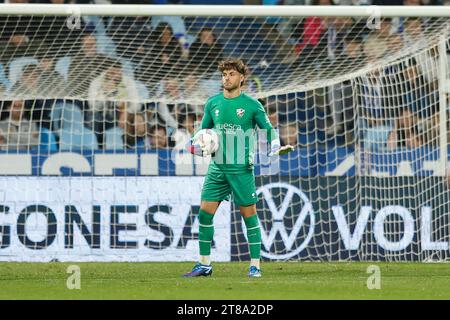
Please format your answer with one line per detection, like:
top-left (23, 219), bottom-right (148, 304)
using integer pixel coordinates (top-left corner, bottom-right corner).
top-left (198, 210), bottom-right (261, 265)
top-left (199, 209), bottom-right (215, 257)
top-left (244, 214), bottom-right (261, 260)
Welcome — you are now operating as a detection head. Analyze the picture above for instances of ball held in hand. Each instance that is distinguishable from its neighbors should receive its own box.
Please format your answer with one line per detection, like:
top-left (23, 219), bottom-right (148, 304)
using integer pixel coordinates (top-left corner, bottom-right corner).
top-left (192, 129), bottom-right (220, 156)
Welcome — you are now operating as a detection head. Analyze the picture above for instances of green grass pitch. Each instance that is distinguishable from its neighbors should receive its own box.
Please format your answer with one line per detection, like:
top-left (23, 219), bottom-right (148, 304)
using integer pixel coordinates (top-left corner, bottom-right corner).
top-left (1, 262), bottom-right (450, 299)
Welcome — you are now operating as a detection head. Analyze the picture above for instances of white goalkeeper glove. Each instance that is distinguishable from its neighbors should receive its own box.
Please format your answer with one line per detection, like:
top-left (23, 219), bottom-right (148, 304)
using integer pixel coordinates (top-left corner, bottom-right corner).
top-left (268, 141), bottom-right (295, 157)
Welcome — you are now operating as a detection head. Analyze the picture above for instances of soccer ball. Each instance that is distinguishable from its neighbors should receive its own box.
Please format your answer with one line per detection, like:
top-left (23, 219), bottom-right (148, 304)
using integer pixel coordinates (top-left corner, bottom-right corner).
top-left (192, 129), bottom-right (219, 156)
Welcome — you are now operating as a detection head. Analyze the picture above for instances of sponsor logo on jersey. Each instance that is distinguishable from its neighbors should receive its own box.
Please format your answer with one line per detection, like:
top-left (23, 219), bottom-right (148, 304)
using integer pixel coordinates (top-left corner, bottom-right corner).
top-left (216, 123), bottom-right (242, 134)
top-left (215, 109), bottom-right (220, 117)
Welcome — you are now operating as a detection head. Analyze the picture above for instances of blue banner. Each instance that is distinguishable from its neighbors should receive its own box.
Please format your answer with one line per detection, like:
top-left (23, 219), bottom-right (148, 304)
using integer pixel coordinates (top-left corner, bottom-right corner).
top-left (0, 146), bottom-right (447, 176)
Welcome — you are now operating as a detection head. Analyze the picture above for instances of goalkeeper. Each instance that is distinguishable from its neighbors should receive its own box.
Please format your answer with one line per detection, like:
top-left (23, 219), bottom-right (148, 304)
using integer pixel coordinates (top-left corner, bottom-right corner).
top-left (183, 58), bottom-right (294, 278)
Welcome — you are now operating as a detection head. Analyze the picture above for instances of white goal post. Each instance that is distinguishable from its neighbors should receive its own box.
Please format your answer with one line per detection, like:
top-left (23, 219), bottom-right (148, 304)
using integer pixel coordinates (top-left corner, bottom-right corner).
top-left (1, 4), bottom-right (450, 17)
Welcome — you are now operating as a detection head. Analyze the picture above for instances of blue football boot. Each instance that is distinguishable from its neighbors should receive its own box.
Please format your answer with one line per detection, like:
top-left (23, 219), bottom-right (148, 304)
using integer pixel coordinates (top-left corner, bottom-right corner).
top-left (248, 266), bottom-right (262, 278)
top-left (183, 263), bottom-right (213, 278)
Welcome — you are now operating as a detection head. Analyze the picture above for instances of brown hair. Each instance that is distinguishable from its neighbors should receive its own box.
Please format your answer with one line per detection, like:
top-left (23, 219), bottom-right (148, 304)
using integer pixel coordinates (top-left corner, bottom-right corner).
top-left (218, 58), bottom-right (249, 77)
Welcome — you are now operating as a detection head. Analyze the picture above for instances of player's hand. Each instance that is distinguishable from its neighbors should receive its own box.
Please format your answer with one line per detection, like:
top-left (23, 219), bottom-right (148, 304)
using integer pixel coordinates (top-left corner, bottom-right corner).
top-left (269, 144), bottom-right (295, 156)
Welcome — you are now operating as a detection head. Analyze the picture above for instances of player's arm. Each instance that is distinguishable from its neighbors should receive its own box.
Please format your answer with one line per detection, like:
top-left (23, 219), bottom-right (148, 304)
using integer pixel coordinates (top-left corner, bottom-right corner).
top-left (255, 103), bottom-right (294, 156)
top-left (186, 100), bottom-right (213, 156)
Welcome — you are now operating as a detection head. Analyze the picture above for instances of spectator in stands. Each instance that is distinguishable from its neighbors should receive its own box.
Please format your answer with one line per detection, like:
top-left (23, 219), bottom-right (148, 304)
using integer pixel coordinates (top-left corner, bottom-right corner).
top-left (171, 112), bottom-right (198, 150)
top-left (114, 110), bottom-right (147, 150)
top-left (8, 57), bottom-right (66, 97)
top-left (279, 122), bottom-right (299, 147)
top-left (377, 17), bottom-right (402, 55)
top-left (403, 18), bottom-right (439, 84)
top-left (27, 57), bottom-right (66, 97)
top-left (150, 15), bottom-right (190, 60)
top-left (139, 22), bottom-right (183, 84)
top-left (145, 101), bottom-right (178, 138)
top-left (0, 7), bottom-right (49, 69)
top-left (325, 17), bottom-right (354, 61)
top-left (343, 34), bottom-right (366, 67)
top-left (402, 58), bottom-right (436, 118)
top-left (88, 61), bottom-right (140, 111)
top-left (294, 1), bottom-right (327, 57)
top-left (87, 61), bottom-right (140, 147)
top-left (266, 104), bottom-right (279, 129)
top-left (358, 56), bottom-right (382, 134)
top-left (296, 0), bottom-right (352, 62)
top-left (117, 108), bottom-right (146, 137)
top-left (260, 0), bottom-right (300, 64)
top-left (64, 30), bottom-right (113, 96)
top-left (403, 17), bottom-right (427, 49)
top-left (157, 77), bottom-right (183, 100)
top-left (386, 112), bottom-right (423, 150)
top-left (9, 61), bottom-right (64, 126)
top-left (146, 124), bottom-right (169, 149)
top-left (0, 32), bottom-right (34, 69)
top-left (319, 34), bottom-right (363, 143)
top-left (154, 77), bottom-right (188, 123)
top-left (106, 15), bottom-right (152, 57)
top-left (189, 27), bottom-right (224, 77)
top-left (401, 57), bottom-right (439, 146)
top-left (0, 2), bottom-right (83, 79)
top-left (255, 100), bottom-right (280, 152)
top-left (386, 34), bottom-right (403, 56)
top-left (364, 32), bottom-right (388, 65)
top-left (357, 65), bottom-right (397, 153)
top-left (377, 17), bottom-right (396, 41)
top-left (0, 99), bottom-right (40, 151)
top-left (180, 74), bottom-right (214, 104)
top-left (153, 22), bottom-right (184, 65)
top-left (9, 64), bottom-right (41, 96)
top-left (37, 57), bottom-right (67, 96)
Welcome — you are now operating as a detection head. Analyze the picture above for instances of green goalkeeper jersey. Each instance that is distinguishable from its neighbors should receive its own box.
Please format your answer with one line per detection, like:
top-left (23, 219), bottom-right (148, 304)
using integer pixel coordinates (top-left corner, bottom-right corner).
top-left (200, 92), bottom-right (278, 173)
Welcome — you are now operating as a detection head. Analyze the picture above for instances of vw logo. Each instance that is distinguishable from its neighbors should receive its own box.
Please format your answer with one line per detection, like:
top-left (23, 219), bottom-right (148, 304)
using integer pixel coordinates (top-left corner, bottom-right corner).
top-left (243, 182), bottom-right (315, 260)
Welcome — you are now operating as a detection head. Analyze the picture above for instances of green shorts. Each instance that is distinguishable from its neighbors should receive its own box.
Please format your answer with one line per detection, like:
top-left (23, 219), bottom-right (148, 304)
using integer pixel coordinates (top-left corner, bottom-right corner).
top-left (201, 167), bottom-right (257, 206)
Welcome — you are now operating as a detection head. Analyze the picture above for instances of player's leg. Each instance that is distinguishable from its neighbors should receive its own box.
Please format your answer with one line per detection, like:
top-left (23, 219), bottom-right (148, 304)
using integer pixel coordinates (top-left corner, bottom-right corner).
top-left (183, 168), bottom-right (231, 277)
top-left (240, 204), bottom-right (262, 278)
top-left (198, 200), bottom-right (220, 266)
top-left (227, 172), bottom-right (262, 278)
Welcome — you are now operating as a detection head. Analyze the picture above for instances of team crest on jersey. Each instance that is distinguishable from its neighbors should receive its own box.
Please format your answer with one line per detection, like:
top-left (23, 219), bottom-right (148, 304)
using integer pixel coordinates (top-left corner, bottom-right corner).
top-left (236, 108), bottom-right (245, 117)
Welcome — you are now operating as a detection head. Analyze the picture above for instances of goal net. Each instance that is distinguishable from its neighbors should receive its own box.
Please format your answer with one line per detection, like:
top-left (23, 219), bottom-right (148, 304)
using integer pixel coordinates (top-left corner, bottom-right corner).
top-left (0, 4), bottom-right (449, 262)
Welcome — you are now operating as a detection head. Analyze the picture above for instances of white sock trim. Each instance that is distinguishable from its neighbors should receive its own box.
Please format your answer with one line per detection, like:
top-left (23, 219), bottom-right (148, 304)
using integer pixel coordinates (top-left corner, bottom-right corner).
top-left (200, 255), bottom-right (211, 265)
top-left (199, 223), bottom-right (214, 228)
top-left (250, 259), bottom-right (260, 269)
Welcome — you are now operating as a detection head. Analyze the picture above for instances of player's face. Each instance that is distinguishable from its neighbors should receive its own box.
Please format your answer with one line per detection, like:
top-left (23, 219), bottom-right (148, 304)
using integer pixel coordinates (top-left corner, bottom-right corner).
top-left (222, 69), bottom-right (244, 91)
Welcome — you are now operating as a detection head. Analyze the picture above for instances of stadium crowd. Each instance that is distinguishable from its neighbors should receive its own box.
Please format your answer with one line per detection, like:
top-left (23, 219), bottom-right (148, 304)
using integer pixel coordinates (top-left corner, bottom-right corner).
top-left (0, 0), bottom-right (449, 153)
